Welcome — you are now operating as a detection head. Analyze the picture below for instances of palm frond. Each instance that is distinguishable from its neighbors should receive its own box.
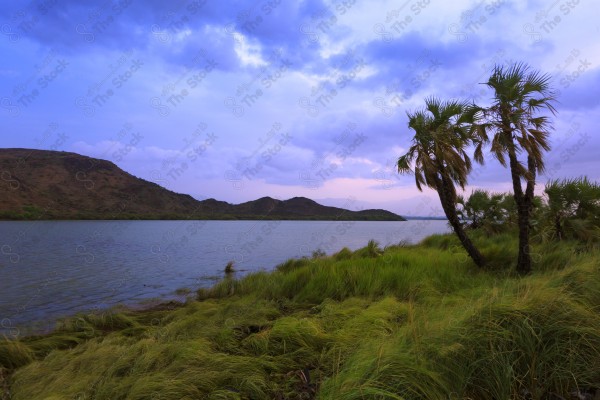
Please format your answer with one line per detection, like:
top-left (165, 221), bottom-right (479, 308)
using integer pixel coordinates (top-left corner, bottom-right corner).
top-left (396, 154), bottom-right (413, 174)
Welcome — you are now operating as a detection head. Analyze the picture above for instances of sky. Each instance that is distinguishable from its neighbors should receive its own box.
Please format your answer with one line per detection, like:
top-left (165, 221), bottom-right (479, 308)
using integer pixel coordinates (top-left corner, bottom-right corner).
top-left (1, 0), bottom-right (599, 216)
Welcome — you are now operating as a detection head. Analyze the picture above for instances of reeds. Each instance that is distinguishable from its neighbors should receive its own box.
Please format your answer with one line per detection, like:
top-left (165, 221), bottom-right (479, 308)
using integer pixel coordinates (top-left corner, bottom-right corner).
top-left (3, 234), bottom-right (600, 399)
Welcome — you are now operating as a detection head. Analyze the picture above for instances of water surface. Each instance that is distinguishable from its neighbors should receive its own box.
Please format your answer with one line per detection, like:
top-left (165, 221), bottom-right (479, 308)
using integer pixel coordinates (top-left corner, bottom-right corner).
top-left (0, 220), bottom-right (449, 335)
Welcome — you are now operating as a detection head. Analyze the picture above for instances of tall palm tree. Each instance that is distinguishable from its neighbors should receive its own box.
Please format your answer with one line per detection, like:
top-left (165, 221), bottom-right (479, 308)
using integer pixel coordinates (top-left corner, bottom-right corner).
top-left (484, 62), bottom-right (557, 274)
top-left (397, 97), bottom-right (486, 268)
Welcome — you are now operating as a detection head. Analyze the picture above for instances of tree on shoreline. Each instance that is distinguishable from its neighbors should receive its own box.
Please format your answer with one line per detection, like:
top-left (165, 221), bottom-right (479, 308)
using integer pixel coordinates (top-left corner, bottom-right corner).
top-left (397, 97), bottom-right (487, 268)
top-left (482, 62), bottom-right (557, 274)
top-left (457, 189), bottom-right (510, 232)
top-left (544, 177), bottom-right (600, 242)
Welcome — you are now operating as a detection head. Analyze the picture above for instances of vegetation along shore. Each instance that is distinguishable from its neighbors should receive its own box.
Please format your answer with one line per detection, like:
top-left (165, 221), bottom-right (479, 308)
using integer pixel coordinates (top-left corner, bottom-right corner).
top-left (1, 226), bottom-right (600, 399)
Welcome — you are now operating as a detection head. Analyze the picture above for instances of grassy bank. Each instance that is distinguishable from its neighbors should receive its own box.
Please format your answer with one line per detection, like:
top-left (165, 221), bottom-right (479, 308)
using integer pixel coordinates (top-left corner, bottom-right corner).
top-left (2, 233), bottom-right (600, 399)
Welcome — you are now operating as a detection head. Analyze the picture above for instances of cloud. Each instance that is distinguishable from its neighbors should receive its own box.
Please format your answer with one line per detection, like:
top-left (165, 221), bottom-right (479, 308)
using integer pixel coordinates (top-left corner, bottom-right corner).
top-left (557, 67), bottom-right (600, 111)
top-left (3, 0), bottom-right (600, 216)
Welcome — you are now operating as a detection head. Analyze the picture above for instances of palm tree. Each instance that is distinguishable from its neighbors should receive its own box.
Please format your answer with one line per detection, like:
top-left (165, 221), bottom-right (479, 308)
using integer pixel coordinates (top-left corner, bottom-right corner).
top-left (483, 62), bottom-right (557, 274)
top-left (397, 97), bottom-right (486, 268)
top-left (544, 177), bottom-right (600, 242)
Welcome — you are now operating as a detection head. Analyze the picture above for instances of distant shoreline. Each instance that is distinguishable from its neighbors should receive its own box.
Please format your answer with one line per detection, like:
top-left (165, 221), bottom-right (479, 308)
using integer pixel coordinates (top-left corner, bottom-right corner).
top-left (0, 216), bottom-right (412, 222)
top-left (0, 217), bottom-right (441, 222)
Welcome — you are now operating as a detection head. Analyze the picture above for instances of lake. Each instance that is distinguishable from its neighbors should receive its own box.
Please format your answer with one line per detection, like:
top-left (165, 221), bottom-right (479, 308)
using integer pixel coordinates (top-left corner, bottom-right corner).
top-left (0, 220), bottom-right (449, 336)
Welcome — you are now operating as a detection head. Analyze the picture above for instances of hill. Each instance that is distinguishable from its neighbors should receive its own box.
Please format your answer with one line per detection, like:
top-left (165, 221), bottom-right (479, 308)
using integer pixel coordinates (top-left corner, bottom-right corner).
top-left (0, 149), bottom-right (405, 221)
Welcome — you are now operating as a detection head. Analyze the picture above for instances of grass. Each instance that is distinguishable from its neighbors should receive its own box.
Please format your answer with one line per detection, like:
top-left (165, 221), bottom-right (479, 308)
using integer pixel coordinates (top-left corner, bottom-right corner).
top-left (2, 234), bottom-right (600, 399)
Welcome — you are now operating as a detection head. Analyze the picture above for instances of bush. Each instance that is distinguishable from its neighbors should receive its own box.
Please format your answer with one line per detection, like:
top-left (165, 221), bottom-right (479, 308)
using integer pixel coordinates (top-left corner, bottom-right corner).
top-left (0, 340), bottom-right (34, 370)
top-left (333, 247), bottom-right (353, 261)
top-left (275, 258), bottom-right (310, 273)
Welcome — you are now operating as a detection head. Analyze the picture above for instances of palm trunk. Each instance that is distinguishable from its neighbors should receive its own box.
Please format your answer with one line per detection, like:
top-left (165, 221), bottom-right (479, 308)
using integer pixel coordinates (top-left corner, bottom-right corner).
top-left (516, 204), bottom-right (532, 274)
top-left (507, 149), bottom-right (532, 274)
top-left (554, 214), bottom-right (563, 240)
top-left (435, 174), bottom-right (486, 268)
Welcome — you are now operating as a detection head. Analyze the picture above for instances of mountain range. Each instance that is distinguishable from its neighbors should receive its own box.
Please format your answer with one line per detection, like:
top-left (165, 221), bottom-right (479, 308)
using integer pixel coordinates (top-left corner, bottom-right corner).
top-left (0, 149), bottom-right (406, 221)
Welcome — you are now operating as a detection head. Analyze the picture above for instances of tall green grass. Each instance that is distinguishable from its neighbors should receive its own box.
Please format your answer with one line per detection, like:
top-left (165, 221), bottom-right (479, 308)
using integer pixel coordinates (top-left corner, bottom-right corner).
top-left (2, 234), bottom-right (600, 399)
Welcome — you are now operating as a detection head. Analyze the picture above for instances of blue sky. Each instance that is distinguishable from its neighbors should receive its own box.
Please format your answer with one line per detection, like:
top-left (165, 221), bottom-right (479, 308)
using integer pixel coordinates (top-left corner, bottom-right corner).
top-left (1, 0), bottom-right (599, 216)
